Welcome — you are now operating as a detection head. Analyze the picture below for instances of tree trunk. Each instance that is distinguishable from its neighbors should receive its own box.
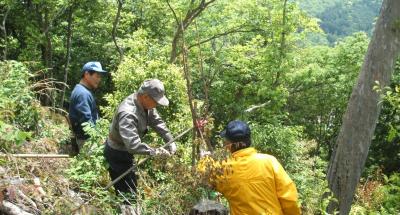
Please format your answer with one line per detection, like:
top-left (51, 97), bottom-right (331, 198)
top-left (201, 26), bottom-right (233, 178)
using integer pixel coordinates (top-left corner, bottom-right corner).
top-left (273, 0), bottom-right (287, 88)
top-left (44, 7), bottom-right (54, 107)
top-left (1, 6), bottom-right (10, 60)
top-left (60, 5), bottom-right (74, 108)
top-left (35, 4), bottom-right (53, 106)
top-left (112, 0), bottom-right (124, 62)
top-left (44, 7), bottom-right (52, 70)
top-left (326, 1), bottom-right (400, 214)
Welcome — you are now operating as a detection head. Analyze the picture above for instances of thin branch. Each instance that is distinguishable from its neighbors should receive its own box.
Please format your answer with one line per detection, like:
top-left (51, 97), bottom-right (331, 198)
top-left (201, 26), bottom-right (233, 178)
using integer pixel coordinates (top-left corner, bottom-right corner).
top-left (244, 101), bottom-right (271, 113)
top-left (166, 0), bottom-right (179, 25)
top-left (169, 0), bottom-right (218, 63)
top-left (187, 27), bottom-right (263, 50)
top-left (195, 21), bottom-right (214, 152)
top-left (43, 4), bottom-right (68, 34)
top-left (180, 20), bottom-right (199, 166)
top-left (182, 0), bottom-right (217, 30)
top-left (194, 21), bottom-right (207, 114)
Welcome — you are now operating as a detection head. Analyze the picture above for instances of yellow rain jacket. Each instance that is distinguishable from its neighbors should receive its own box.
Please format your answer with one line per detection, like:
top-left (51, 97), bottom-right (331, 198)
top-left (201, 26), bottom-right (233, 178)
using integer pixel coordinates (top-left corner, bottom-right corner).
top-left (199, 147), bottom-right (300, 215)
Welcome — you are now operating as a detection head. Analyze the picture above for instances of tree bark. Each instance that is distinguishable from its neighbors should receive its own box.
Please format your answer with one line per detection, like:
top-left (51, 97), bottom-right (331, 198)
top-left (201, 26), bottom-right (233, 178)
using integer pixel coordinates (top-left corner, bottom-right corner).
top-left (326, 1), bottom-right (400, 214)
top-left (60, 5), bottom-right (74, 108)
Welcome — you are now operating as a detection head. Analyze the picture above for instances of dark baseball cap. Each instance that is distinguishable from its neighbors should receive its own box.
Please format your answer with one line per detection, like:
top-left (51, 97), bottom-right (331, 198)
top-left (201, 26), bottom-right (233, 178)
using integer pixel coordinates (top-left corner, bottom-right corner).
top-left (139, 79), bottom-right (169, 106)
top-left (220, 120), bottom-right (251, 142)
top-left (81, 61), bottom-right (107, 74)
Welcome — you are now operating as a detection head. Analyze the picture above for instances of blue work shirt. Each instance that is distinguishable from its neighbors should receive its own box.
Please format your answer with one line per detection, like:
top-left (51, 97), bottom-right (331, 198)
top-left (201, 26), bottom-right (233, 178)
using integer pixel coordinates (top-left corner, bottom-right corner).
top-left (69, 84), bottom-right (99, 139)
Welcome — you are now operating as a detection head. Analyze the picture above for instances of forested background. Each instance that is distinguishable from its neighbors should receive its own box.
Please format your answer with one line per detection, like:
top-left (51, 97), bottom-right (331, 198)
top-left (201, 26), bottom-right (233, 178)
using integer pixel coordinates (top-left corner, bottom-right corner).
top-left (0, 0), bottom-right (399, 214)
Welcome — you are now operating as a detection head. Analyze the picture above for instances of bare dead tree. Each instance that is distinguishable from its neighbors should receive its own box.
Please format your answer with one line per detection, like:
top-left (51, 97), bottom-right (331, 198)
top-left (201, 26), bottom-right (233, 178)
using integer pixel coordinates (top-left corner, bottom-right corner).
top-left (326, 0), bottom-right (400, 214)
top-left (112, 0), bottom-right (124, 62)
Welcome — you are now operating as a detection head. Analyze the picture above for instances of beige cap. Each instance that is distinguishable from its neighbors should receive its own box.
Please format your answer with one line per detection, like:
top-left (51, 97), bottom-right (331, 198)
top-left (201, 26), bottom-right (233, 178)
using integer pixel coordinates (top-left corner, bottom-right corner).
top-left (139, 79), bottom-right (169, 106)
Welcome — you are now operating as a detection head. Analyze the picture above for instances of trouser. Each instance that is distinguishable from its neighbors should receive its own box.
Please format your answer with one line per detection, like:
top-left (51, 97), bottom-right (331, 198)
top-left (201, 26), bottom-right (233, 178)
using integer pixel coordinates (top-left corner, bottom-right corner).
top-left (70, 136), bottom-right (86, 156)
top-left (76, 138), bottom-right (86, 151)
top-left (104, 142), bottom-right (138, 201)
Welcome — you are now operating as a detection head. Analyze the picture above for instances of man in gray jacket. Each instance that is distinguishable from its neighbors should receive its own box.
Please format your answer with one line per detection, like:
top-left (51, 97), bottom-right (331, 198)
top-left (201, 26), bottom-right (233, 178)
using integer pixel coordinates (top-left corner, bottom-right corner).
top-left (104, 79), bottom-right (176, 199)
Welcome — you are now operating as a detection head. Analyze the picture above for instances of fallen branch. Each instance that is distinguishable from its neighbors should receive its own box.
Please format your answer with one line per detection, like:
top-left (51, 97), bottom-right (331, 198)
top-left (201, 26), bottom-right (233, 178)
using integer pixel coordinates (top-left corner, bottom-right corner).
top-left (0, 154), bottom-right (70, 158)
top-left (0, 200), bottom-right (34, 215)
top-left (16, 190), bottom-right (38, 212)
top-left (33, 177), bottom-right (46, 198)
top-left (0, 178), bottom-right (26, 186)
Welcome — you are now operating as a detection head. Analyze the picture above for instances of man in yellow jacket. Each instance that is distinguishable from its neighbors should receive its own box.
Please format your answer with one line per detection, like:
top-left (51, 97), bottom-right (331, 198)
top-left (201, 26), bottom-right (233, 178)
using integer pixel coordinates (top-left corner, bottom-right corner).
top-left (199, 120), bottom-right (301, 215)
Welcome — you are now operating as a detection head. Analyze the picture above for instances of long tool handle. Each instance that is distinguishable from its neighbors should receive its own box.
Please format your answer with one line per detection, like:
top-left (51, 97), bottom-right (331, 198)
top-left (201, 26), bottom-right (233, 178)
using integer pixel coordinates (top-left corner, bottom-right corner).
top-left (105, 127), bottom-right (193, 190)
top-left (0, 154), bottom-right (70, 158)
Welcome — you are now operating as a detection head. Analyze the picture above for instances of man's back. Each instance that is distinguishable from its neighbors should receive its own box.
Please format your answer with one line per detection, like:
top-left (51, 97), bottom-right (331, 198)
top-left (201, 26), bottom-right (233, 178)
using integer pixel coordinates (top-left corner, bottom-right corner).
top-left (214, 147), bottom-right (300, 215)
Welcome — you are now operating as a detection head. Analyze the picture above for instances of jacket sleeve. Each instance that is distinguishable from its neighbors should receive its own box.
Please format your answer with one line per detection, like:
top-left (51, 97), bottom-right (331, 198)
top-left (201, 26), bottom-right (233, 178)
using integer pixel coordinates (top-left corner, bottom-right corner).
top-left (148, 109), bottom-right (173, 143)
top-left (118, 111), bottom-right (155, 155)
top-left (272, 157), bottom-right (301, 215)
top-left (75, 93), bottom-right (95, 125)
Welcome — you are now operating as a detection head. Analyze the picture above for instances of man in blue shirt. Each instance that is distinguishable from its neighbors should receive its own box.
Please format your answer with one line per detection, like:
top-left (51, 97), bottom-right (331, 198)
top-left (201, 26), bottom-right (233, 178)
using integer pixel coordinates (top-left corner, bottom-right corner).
top-left (69, 61), bottom-right (107, 153)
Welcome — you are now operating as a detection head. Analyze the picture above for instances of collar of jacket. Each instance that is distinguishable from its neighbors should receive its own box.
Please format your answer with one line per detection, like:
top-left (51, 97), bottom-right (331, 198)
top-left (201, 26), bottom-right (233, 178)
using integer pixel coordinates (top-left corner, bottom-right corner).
top-left (78, 82), bottom-right (93, 92)
top-left (133, 93), bottom-right (147, 114)
top-left (231, 147), bottom-right (257, 158)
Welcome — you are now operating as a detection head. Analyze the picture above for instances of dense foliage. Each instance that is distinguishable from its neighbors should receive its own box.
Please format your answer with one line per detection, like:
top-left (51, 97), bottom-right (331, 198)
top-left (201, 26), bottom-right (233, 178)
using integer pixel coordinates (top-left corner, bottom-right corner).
top-left (0, 0), bottom-right (398, 214)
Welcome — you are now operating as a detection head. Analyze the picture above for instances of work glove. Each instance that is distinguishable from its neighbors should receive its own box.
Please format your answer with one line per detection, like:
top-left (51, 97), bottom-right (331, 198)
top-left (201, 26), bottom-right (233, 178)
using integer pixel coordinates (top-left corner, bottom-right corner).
top-left (154, 147), bottom-right (171, 157)
top-left (168, 142), bottom-right (177, 155)
top-left (200, 149), bottom-right (211, 158)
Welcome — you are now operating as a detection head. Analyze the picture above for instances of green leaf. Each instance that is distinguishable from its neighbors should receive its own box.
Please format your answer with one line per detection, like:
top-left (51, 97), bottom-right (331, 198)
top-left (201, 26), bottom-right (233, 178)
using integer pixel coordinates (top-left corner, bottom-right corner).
top-left (387, 125), bottom-right (398, 142)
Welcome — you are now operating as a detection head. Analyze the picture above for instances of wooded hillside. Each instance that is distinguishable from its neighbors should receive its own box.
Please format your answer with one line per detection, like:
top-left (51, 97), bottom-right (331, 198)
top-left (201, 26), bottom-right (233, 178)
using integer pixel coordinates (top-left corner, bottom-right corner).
top-left (0, 0), bottom-right (399, 214)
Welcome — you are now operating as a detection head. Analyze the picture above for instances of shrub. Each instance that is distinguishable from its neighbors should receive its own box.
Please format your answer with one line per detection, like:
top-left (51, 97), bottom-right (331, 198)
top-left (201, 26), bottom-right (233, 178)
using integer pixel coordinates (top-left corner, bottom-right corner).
top-left (251, 123), bottom-right (303, 169)
top-left (102, 30), bottom-right (190, 130)
top-left (379, 173), bottom-right (400, 213)
top-left (0, 120), bottom-right (32, 152)
top-left (0, 60), bottom-right (40, 131)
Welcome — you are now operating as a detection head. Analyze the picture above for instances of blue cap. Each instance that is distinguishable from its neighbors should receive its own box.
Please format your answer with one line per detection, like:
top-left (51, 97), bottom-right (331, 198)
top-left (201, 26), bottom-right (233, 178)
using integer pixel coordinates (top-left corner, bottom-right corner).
top-left (81, 61), bottom-right (107, 73)
top-left (220, 120), bottom-right (251, 142)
